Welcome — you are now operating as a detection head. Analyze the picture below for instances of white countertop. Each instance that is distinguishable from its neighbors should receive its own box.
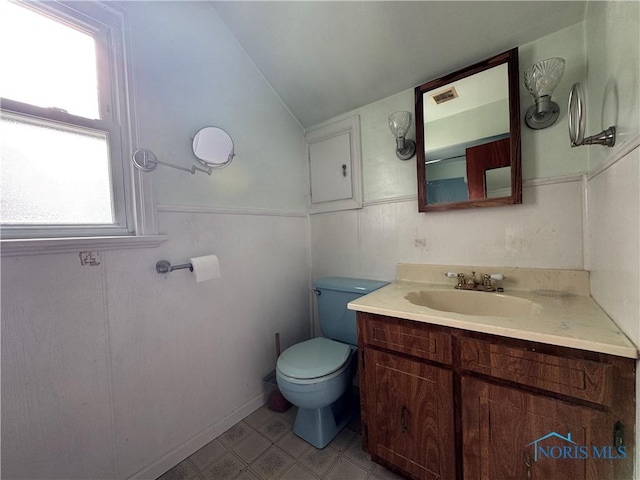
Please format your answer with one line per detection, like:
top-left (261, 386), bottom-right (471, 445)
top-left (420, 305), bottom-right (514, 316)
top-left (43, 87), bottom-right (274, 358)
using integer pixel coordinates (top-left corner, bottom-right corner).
top-left (348, 280), bottom-right (638, 359)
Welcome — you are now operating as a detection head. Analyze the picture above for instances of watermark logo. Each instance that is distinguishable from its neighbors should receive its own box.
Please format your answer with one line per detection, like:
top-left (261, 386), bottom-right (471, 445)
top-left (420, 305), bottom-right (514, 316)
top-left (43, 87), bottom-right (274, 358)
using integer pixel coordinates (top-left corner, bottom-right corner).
top-left (527, 431), bottom-right (626, 462)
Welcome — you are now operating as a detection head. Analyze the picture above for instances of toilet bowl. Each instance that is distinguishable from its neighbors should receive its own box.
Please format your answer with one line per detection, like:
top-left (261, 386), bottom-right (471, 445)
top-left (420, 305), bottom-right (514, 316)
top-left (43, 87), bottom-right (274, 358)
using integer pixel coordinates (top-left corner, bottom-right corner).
top-left (276, 337), bottom-right (356, 448)
top-left (275, 277), bottom-right (388, 449)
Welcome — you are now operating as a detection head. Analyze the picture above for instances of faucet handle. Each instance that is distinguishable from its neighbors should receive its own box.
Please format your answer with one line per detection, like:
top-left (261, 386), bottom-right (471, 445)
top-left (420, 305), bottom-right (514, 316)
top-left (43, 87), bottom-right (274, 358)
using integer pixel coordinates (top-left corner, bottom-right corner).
top-left (445, 272), bottom-right (466, 288)
top-left (480, 273), bottom-right (505, 291)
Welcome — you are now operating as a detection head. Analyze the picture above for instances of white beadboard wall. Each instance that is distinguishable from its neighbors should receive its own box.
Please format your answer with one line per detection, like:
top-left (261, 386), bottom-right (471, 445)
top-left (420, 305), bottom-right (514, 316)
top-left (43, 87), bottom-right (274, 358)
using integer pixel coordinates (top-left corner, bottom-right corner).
top-left (588, 143), bottom-right (640, 476)
top-left (110, 210), bottom-right (310, 478)
top-left (1, 211), bottom-right (310, 479)
top-left (1, 252), bottom-right (117, 479)
top-left (588, 145), bottom-right (640, 349)
top-left (311, 179), bottom-right (585, 283)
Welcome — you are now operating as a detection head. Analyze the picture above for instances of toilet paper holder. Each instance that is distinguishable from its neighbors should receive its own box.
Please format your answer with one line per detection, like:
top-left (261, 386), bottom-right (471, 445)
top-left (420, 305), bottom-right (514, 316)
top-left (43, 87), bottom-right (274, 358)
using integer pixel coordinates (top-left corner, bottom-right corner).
top-left (156, 260), bottom-right (193, 274)
top-left (156, 255), bottom-right (220, 282)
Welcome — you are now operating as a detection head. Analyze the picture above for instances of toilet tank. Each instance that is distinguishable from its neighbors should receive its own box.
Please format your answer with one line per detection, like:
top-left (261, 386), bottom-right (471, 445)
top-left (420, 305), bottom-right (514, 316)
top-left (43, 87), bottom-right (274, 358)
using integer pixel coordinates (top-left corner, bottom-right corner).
top-left (313, 277), bottom-right (388, 346)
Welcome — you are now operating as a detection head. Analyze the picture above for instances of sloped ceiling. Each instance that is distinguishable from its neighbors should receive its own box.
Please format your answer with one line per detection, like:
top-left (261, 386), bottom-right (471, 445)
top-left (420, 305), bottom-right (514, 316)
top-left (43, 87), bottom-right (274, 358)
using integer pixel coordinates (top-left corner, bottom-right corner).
top-left (212, 1), bottom-right (586, 129)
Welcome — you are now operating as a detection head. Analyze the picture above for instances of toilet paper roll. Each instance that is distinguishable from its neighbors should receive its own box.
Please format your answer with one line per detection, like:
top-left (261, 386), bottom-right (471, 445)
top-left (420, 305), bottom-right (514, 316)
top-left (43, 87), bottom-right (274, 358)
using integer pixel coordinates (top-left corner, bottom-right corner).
top-left (189, 255), bottom-right (221, 283)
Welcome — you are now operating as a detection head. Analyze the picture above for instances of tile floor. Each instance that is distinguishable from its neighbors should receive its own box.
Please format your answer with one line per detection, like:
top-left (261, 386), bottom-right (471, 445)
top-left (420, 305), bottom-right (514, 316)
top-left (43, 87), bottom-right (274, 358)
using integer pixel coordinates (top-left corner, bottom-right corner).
top-left (157, 404), bottom-right (403, 480)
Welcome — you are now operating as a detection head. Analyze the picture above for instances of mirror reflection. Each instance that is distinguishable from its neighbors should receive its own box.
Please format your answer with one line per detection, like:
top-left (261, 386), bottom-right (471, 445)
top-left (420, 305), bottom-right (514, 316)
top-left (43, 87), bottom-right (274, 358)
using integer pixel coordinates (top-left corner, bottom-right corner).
top-left (192, 126), bottom-right (235, 169)
top-left (416, 48), bottom-right (521, 211)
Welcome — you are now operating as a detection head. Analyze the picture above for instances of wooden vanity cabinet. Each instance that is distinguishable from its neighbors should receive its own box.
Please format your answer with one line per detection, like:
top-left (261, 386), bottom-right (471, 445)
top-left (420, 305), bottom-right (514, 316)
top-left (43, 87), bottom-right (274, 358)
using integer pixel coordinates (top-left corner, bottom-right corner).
top-left (462, 377), bottom-right (621, 480)
top-left (358, 314), bottom-right (456, 480)
top-left (357, 312), bottom-right (636, 480)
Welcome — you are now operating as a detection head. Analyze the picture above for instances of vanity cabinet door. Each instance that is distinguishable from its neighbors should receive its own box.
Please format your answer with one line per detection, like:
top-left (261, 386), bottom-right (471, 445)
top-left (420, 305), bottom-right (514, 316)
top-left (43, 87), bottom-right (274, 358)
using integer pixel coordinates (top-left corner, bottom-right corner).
top-left (462, 376), bottom-right (625, 480)
top-left (364, 348), bottom-right (455, 480)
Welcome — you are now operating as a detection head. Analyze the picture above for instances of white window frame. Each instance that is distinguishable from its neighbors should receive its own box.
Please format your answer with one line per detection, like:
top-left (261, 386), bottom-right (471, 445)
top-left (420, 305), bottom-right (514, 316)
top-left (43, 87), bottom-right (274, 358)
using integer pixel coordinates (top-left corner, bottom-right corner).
top-left (1, 1), bottom-right (162, 254)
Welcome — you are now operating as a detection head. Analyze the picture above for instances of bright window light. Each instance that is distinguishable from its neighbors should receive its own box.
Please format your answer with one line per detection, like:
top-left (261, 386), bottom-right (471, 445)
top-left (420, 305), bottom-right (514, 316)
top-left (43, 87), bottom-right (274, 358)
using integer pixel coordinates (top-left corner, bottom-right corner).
top-left (1, 114), bottom-right (114, 225)
top-left (0, 1), bottom-right (130, 236)
top-left (0, 1), bottom-right (100, 119)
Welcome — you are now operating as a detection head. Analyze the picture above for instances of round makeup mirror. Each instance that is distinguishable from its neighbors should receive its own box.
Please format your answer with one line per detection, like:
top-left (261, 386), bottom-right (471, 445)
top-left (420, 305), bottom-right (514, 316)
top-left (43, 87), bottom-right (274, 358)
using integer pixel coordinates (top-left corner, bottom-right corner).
top-left (567, 82), bottom-right (616, 148)
top-left (568, 83), bottom-right (586, 146)
top-left (192, 126), bottom-right (235, 169)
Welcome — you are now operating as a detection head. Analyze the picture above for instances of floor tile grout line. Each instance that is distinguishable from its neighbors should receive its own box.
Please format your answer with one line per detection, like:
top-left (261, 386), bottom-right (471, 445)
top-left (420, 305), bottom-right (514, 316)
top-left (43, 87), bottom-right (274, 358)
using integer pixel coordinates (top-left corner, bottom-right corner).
top-left (158, 403), bottom-right (390, 480)
top-left (197, 438), bottom-right (354, 480)
top-left (276, 460), bottom-right (321, 480)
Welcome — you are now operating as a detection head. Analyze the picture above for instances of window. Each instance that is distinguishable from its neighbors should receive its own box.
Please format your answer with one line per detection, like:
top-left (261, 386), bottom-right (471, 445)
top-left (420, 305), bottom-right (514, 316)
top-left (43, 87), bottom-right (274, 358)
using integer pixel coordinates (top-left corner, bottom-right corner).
top-left (0, 1), bottom-right (134, 239)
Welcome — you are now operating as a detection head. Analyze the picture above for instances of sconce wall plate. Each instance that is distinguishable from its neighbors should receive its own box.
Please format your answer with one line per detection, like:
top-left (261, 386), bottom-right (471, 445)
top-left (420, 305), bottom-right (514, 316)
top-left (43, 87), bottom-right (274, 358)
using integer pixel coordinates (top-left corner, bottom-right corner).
top-left (395, 138), bottom-right (416, 160)
top-left (525, 98), bottom-right (560, 129)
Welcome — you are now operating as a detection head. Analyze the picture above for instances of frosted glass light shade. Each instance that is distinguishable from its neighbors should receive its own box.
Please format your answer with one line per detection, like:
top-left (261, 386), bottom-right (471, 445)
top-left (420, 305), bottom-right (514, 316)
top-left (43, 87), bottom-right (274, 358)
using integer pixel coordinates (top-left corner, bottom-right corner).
top-left (388, 111), bottom-right (412, 138)
top-left (524, 58), bottom-right (565, 97)
top-left (388, 111), bottom-right (415, 160)
top-left (524, 58), bottom-right (565, 129)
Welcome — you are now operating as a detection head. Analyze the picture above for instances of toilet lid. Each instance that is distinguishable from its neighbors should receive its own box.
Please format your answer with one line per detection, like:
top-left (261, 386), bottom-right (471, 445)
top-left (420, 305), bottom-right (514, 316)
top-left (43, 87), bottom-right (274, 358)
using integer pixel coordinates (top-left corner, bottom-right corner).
top-left (277, 337), bottom-right (351, 380)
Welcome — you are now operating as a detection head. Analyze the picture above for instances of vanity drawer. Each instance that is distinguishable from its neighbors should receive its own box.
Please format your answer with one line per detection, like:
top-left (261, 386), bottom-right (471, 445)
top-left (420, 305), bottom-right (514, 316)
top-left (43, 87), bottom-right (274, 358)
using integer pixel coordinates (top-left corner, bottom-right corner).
top-left (359, 313), bottom-right (453, 365)
top-left (460, 337), bottom-right (613, 406)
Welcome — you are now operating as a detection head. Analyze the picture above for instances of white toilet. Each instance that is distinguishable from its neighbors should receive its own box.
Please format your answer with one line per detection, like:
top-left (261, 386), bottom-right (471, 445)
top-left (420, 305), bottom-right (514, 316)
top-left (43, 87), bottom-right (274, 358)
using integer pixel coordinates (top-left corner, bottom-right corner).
top-left (276, 277), bottom-right (387, 448)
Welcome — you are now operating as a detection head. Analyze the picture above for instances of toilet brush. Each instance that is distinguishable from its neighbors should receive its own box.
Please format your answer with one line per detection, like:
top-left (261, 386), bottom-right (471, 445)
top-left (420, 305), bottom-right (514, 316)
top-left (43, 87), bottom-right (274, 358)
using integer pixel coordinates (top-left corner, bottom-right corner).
top-left (268, 333), bottom-right (292, 412)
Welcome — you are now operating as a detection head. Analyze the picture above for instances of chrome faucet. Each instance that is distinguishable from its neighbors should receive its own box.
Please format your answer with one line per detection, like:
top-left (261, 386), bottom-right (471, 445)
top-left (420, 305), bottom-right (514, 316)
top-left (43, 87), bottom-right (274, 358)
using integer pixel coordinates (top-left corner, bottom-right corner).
top-left (446, 272), bottom-right (505, 292)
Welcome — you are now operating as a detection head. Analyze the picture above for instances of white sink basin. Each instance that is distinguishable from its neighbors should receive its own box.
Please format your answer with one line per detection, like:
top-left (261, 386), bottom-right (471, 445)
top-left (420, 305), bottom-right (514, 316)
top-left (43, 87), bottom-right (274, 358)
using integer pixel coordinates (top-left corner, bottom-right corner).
top-left (404, 289), bottom-right (538, 317)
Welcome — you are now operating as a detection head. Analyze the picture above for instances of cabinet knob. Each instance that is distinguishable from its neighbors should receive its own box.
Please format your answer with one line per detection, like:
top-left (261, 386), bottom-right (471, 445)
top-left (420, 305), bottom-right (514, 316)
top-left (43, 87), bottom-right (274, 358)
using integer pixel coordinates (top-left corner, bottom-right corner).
top-left (342, 164), bottom-right (347, 177)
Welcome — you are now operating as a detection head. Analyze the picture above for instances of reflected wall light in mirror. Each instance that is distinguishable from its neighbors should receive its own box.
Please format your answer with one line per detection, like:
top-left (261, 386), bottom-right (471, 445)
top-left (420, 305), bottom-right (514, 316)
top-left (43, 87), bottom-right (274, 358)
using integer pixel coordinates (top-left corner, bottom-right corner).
top-left (133, 126), bottom-right (235, 176)
top-left (415, 48), bottom-right (521, 212)
top-left (524, 57), bottom-right (565, 129)
top-left (388, 111), bottom-right (416, 160)
top-left (568, 82), bottom-right (616, 147)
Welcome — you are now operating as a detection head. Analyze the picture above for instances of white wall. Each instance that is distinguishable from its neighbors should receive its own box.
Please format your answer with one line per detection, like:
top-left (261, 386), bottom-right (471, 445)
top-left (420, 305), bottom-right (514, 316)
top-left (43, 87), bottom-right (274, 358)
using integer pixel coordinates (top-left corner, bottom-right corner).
top-left (311, 181), bottom-right (584, 282)
top-left (519, 22), bottom-right (588, 180)
top-left (585, 0), bottom-right (639, 355)
top-left (310, 23), bottom-right (592, 286)
top-left (1, 3), bottom-right (310, 479)
top-left (126, 2), bottom-right (307, 211)
top-left (582, 0), bottom-right (640, 472)
top-left (584, 1), bottom-right (639, 172)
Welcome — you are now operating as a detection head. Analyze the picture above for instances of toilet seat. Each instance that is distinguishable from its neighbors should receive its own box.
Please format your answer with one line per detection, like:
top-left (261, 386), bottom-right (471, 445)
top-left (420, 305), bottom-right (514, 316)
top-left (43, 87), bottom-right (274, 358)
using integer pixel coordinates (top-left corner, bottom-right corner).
top-left (277, 337), bottom-right (352, 380)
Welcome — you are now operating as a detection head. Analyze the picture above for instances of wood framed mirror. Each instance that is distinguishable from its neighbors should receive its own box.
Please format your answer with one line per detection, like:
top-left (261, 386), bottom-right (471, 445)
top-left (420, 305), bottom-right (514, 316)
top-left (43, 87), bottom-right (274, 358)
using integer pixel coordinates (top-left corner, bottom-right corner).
top-left (415, 48), bottom-right (521, 212)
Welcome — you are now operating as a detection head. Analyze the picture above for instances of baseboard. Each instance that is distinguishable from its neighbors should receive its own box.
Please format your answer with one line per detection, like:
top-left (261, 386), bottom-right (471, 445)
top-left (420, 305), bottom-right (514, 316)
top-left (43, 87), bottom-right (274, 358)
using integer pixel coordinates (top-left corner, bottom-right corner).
top-left (127, 392), bottom-right (266, 480)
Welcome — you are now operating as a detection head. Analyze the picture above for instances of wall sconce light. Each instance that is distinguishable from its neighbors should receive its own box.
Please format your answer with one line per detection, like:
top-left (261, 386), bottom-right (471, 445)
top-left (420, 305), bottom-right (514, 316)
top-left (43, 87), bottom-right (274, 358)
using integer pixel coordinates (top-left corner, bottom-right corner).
top-left (388, 111), bottom-right (416, 160)
top-left (524, 57), bottom-right (565, 129)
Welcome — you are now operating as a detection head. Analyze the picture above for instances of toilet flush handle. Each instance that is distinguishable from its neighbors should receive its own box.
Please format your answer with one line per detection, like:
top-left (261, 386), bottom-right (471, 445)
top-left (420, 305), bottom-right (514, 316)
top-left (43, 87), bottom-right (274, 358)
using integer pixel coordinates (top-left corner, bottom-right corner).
top-left (312, 288), bottom-right (321, 296)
